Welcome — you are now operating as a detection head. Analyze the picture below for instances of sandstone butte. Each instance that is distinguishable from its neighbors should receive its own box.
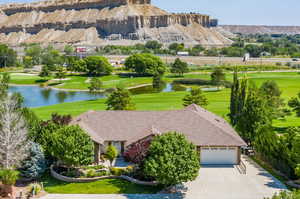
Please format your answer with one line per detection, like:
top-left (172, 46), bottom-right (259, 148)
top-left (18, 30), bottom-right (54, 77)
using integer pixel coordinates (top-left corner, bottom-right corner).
top-left (0, 0), bottom-right (234, 47)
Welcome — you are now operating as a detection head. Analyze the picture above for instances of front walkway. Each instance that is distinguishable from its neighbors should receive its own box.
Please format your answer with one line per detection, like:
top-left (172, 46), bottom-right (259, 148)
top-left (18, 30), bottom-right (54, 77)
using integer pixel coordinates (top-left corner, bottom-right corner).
top-left (183, 156), bottom-right (287, 199)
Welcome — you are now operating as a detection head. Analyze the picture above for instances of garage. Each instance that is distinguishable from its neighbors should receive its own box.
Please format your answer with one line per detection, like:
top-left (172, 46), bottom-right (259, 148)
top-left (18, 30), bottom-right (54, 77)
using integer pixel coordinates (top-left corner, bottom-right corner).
top-left (200, 147), bottom-right (238, 165)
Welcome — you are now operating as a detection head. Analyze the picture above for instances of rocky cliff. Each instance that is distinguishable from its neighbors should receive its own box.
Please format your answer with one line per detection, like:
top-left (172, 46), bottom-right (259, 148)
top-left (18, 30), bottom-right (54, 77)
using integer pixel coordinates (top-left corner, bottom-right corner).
top-left (0, 0), bottom-right (232, 46)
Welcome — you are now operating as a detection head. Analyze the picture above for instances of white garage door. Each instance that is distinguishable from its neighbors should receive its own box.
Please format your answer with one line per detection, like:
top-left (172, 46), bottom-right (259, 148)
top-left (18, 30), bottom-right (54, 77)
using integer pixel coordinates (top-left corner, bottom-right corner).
top-left (200, 147), bottom-right (238, 165)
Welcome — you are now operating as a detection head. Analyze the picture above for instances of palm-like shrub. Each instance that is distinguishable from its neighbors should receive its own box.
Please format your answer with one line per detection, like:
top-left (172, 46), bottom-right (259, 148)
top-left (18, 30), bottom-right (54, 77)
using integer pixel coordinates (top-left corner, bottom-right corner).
top-left (0, 169), bottom-right (19, 185)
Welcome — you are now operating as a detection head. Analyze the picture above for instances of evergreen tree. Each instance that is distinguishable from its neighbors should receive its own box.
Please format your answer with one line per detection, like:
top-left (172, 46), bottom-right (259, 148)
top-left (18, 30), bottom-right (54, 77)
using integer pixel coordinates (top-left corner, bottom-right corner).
top-left (236, 82), bottom-right (272, 144)
top-left (183, 88), bottom-right (208, 107)
top-left (20, 142), bottom-right (46, 179)
top-left (106, 87), bottom-right (135, 110)
top-left (88, 77), bottom-right (103, 93)
top-left (211, 68), bottom-right (225, 87)
top-left (105, 145), bottom-right (118, 167)
top-left (288, 92), bottom-right (300, 117)
top-left (229, 69), bottom-right (248, 126)
top-left (170, 58), bottom-right (189, 76)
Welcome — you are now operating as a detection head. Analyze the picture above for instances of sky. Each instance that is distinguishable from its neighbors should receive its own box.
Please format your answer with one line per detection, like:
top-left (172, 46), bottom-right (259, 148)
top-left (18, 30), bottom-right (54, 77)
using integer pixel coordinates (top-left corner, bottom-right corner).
top-left (1, 0), bottom-right (299, 26)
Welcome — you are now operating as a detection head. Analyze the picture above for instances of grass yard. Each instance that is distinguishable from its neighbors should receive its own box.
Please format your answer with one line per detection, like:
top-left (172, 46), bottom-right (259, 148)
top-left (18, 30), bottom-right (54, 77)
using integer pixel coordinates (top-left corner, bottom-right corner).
top-left (42, 175), bottom-right (162, 194)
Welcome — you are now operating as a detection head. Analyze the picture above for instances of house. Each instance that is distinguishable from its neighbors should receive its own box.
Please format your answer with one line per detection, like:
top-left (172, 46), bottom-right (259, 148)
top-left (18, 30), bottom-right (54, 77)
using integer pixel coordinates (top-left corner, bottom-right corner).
top-left (71, 104), bottom-right (246, 165)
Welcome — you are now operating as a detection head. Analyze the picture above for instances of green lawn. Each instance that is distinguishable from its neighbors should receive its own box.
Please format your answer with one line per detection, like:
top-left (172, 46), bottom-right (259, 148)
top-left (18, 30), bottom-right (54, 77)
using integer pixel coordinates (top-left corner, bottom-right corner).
top-left (42, 175), bottom-right (161, 194)
top-left (33, 72), bottom-right (300, 128)
top-left (8, 73), bottom-right (49, 85)
top-left (33, 90), bottom-right (230, 120)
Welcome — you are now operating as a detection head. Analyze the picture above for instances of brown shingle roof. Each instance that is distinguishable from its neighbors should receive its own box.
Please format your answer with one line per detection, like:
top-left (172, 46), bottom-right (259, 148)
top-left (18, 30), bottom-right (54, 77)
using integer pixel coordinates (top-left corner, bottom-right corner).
top-left (71, 104), bottom-right (246, 147)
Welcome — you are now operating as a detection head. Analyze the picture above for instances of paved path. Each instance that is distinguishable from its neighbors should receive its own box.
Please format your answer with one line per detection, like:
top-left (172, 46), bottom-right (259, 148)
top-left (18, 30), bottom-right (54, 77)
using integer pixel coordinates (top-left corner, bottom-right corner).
top-left (183, 156), bottom-right (287, 199)
top-left (40, 156), bottom-right (287, 199)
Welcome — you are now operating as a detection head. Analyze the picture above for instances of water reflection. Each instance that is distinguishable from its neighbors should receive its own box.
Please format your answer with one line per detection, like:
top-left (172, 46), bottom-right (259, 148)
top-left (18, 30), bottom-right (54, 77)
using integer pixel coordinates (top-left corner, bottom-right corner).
top-left (129, 83), bottom-right (188, 95)
top-left (8, 86), bottom-right (105, 108)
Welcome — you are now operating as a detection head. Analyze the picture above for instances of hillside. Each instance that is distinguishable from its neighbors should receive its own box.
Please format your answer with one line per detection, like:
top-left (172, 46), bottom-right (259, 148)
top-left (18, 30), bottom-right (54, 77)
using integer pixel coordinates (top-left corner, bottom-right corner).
top-left (221, 25), bottom-right (300, 35)
top-left (0, 0), bottom-right (232, 46)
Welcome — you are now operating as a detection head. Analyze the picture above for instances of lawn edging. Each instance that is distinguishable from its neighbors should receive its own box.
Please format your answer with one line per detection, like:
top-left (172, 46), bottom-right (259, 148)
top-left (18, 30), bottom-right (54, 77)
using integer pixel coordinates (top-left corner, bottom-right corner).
top-left (50, 165), bottom-right (158, 186)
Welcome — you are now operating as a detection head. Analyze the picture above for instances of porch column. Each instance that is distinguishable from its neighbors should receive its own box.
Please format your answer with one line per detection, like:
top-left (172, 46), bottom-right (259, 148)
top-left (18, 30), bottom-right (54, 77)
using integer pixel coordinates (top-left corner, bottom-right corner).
top-left (94, 142), bottom-right (100, 165)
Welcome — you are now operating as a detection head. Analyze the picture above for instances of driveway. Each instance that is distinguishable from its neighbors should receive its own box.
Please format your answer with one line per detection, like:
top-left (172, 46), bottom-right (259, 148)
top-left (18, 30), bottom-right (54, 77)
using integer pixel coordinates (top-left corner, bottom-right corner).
top-left (183, 156), bottom-right (287, 199)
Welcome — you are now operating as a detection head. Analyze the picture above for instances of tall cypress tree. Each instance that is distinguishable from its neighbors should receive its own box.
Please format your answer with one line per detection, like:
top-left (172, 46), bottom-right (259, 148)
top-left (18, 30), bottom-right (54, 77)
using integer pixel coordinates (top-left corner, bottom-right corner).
top-left (236, 82), bottom-right (272, 145)
top-left (229, 69), bottom-right (247, 126)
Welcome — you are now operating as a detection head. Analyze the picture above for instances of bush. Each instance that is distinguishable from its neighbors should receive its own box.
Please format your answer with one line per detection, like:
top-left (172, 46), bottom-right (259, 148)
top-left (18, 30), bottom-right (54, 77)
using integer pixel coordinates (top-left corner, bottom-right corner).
top-left (29, 183), bottom-right (42, 195)
top-left (86, 169), bottom-right (108, 178)
top-left (0, 169), bottom-right (19, 185)
top-left (110, 167), bottom-right (126, 176)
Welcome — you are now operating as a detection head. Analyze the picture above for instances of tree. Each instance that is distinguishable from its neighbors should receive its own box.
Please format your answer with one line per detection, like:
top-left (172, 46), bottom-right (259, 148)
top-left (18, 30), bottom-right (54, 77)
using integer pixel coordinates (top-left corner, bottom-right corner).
top-left (267, 190), bottom-right (300, 199)
top-left (0, 44), bottom-right (17, 68)
top-left (41, 46), bottom-right (63, 70)
top-left (259, 80), bottom-right (286, 119)
top-left (145, 40), bottom-right (162, 50)
top-left (39, 65), bottom-right (51, 77)
top-left (20, 142), bottom-right (46, 179)
top-left (64, 45), bottom-right (74, 55)
top-left (183, 88), bottom-right (208, 107)
top-left (288, 92), bottom-right (300, 117)
top-left (171, 58), bottom-right (189, 76)
top-left (50, 125), bottom-right (94, 167)
top-left (25, 44), bottom-right (42, 65)
top-left (84, 56), bottom-right (113, 76)
top-left (295, 164), bottom-right (300, 179)
top-left (0, 94), bottom-right (30, 169)
top-left (236, 82), bottom-right (272, 144)
top-left (71, 59), bottom-right (87, 72)
top-left (125, 53), bottom-right (166, 76)
top-left (55, 66), bottom-right (66, 80)
top-left (168, 43), bottom-right (185, 52)
top-left (229, 70), bottom-right (248, 126)
top-left (152, 74), bottom-right (165, 92)
top-left (88, 77), bottom-right (103, 93)
top-left (144, 132), bottom-right (200, 186)
top-left (105, 145), bottom-right (118, 167)
top-left (106, 87), bottom-right (135, 110)
top-left (211, 68), bottom-right (226, 87)
top-left (23, 56), bottom-right (33, 68)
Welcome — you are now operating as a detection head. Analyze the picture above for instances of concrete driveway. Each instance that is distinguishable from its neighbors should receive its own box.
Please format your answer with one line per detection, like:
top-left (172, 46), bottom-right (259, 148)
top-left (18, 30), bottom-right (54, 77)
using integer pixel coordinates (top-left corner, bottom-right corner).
top-left (183, 156), bottom-right (287, 199)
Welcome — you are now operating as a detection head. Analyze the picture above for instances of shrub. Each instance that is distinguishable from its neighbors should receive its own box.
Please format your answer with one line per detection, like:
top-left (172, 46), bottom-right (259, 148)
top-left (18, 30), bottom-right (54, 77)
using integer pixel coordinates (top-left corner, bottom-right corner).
top-left (86, 169), bottom-right (108, 178)
top-left (29, 183), bottom-right (42, 195)
top-left (105, 145), bottom-right (118, 167)
top-left (0, 169), bottom-right (19, 185)
top-left (110, 167), bottom-right (126, 176)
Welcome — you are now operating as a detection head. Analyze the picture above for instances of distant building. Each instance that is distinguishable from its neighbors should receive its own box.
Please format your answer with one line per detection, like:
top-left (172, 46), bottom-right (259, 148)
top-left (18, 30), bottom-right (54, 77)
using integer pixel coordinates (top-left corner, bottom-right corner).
top-left (177, 51), bottom-right (189, 56)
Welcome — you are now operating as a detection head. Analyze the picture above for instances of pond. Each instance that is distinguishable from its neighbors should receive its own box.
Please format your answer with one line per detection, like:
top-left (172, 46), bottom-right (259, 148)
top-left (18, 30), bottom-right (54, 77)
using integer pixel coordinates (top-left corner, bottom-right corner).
top-left (8, 84), bottom-right (220, 108)
top-left (8, 86), bottom-right (105, 108)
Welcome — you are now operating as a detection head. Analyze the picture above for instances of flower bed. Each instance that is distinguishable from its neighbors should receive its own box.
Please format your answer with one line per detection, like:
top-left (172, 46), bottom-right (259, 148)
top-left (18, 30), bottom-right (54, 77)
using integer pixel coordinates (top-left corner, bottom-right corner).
top-left (50, 165), bottom-right (158, 186)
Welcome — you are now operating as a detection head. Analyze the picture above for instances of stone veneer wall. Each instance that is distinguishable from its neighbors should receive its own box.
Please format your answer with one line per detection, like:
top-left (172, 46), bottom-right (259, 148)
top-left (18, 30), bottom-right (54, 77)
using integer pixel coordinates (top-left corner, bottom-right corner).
top-left (50, 165), bottom-right (158, 186)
